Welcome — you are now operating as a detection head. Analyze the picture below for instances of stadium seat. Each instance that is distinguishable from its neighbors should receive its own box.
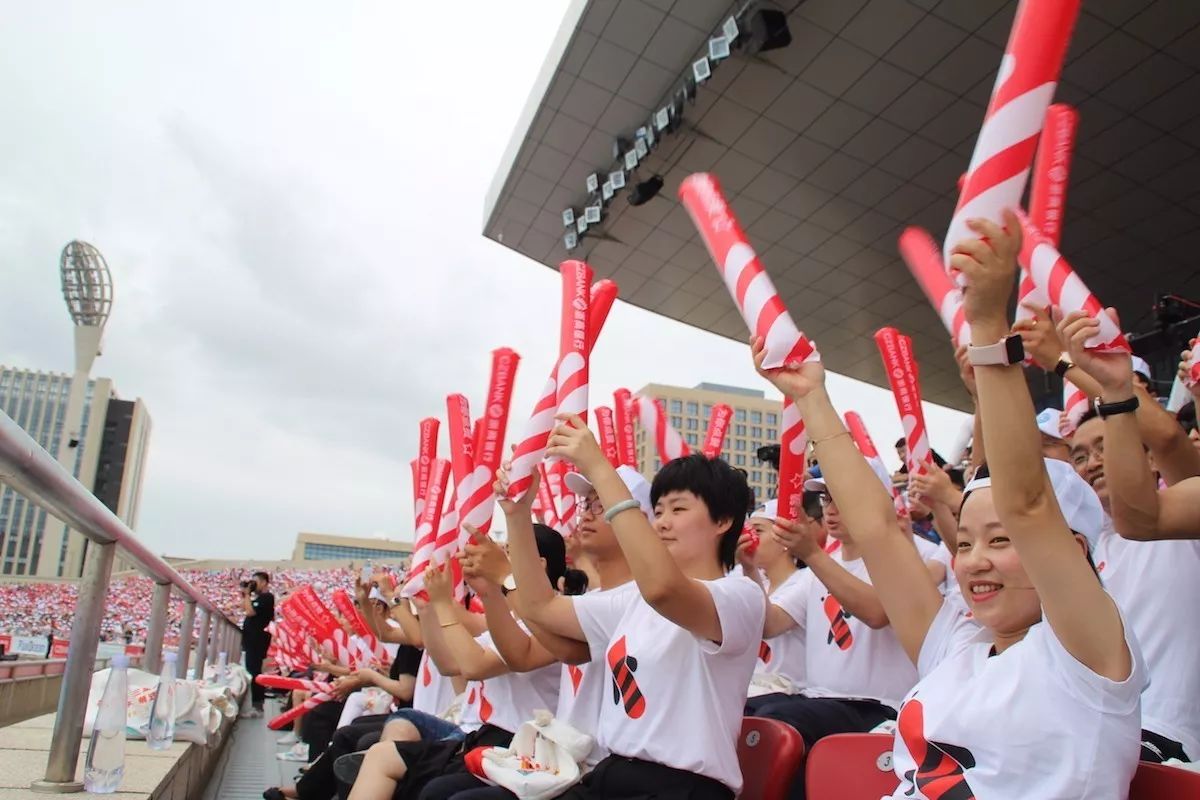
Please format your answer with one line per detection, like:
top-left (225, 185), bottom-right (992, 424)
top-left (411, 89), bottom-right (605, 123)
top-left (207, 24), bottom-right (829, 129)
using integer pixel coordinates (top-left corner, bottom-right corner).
top-left (738, 717), bottom-right (805, 800)
top-left (805, 733), bottom-right (899, 800)
top-left (1129, 761), bottom-right (1200, 798)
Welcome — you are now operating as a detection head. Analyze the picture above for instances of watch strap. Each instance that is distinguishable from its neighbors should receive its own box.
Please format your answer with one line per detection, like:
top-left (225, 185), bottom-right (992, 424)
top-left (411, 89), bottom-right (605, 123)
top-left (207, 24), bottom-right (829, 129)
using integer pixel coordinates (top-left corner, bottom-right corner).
top-left (1053, 357), bottom-right (1073, 378)
top-left (1096, 395), bottom-right (1139, 418)
top-left (967, 335), bottom-right (1024, 367)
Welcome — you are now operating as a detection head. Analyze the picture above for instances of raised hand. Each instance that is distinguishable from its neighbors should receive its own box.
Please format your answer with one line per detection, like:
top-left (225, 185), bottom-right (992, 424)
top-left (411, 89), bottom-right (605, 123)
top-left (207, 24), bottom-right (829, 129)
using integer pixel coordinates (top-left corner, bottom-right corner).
top-left (949, 211), bottom-right (1022, 329)
top-left (494, 446), bottom-right (537, 513)
top-left (751, 335), bottom-right (826, 400)
top-left (771, 516), bottom-right (821, 560)
top-left (545, 414), bottom-right (607, 476)
top-left (424, 559), bottom-right (454, 605)
top-left (460, 525), bottom-right (512, 588)
top-left (1180, 338), bottom-right (1200, 401)
top-left (1012, 302), bottom-right (1065, 370)
top-left (908, 466), bottom-right (957, 508)
top-left (1057, 309), bottom-right (1134, 398)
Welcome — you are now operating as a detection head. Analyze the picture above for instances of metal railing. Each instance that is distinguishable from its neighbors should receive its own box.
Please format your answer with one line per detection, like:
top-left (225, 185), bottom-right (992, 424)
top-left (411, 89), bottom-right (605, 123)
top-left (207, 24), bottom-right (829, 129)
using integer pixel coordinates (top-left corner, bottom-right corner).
top-left (0, 410), bottom-right (244, 793)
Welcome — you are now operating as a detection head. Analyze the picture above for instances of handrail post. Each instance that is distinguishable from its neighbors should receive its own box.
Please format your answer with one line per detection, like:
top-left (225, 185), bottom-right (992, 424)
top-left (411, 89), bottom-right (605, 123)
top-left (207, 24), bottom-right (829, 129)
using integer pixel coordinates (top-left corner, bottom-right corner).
top-left (177, 600), bottom-right (196, 678)
top-left (31, 540), bottom-right (115, 793)
top-left (193, 610), bottom-right (210, 680)
top-left (143, 582), bottom-right (172, 674)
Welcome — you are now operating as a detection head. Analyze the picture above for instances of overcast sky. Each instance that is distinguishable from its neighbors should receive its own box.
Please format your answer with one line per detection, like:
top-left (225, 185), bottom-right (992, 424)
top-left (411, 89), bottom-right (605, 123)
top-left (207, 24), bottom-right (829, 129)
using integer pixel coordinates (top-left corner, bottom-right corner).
top-left (0, 1), bottom-right (969, 561)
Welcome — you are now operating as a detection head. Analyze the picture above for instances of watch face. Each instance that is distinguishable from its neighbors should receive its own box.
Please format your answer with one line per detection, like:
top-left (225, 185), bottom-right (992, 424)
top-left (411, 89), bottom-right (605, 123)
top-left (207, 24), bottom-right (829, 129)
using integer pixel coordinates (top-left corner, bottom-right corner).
top-left (1004, 335), bottom-right (1025, 364)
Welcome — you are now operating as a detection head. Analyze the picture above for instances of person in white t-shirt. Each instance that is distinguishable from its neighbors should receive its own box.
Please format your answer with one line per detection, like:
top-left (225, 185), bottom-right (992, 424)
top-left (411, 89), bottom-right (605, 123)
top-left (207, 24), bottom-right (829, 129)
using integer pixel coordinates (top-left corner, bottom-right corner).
top-left (740, 499), bottom-right (809, 702)
top-left (510, 425), bottom-right (765, 800)
top-left (1059, 312), bottom-right (1200, 763)
top-left (752, 212), bottom-right (1146, 799)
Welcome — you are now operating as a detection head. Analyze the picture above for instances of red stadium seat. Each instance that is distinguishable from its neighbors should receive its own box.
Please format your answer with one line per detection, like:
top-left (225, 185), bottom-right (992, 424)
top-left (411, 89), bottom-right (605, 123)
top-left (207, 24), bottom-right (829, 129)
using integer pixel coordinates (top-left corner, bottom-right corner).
top-left (805, 733), bottom-right (899, 800)
top-left (1129, 762), bottom-right (1200, 798)
top-left (738, 717), bottom-right (805, 800)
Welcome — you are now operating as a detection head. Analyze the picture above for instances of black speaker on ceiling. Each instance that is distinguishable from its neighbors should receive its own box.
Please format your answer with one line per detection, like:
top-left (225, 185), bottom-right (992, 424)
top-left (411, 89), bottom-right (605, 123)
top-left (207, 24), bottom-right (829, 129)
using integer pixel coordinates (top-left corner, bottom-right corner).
top-left (745, 7), bottom-right (792, 55)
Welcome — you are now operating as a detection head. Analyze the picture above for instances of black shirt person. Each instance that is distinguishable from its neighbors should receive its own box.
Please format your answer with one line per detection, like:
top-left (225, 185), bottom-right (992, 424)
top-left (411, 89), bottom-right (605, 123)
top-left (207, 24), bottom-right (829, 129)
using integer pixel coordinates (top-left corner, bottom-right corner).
top-left (240, 570), bottom-right (275, 717)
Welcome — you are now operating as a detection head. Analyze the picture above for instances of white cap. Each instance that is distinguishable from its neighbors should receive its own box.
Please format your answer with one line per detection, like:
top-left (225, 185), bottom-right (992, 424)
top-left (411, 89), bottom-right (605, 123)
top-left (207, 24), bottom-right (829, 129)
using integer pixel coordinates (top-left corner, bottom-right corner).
top-left (1036, 408), bottom-right (1065, 441)
top-left (369, 587), bottom-right (387, 604)
top-left (564, 465), bottom-right (653, 517)
top-left (751, 499), bottom-right (778, 520)
top-left (804, 476), bottom-right (826, 492)
top-left (1131, 356), bottom-right (1152, 383)
top-left (964, 458), bottom-right (1104, 549)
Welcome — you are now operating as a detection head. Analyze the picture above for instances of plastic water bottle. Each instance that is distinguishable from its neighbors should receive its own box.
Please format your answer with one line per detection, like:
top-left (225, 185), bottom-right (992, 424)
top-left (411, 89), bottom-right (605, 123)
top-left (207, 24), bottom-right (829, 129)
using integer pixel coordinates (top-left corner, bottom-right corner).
top-left (216, 651), bottom-right (228, 686)
top-left (147, 652), bottom-right (177, 750)
top-left (85, 654), bottom-right (129, 793)
top-left (360, 560), bottom-right (373, 586)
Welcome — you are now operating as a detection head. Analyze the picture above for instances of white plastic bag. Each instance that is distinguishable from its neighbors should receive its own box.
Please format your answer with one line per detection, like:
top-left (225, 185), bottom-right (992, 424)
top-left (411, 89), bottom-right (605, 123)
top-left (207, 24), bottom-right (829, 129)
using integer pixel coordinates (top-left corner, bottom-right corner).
top-left (83, 667), bottom-right (216, 745)
top-left (464, 710), bottom-right (594, 800)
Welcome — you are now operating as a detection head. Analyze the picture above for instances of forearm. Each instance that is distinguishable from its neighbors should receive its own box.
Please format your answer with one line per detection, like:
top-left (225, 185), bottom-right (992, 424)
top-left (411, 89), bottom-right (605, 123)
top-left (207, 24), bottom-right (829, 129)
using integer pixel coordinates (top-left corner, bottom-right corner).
top-left (371, 675), bottom-right (415, 703)
top-left (418, 606), bottom-right (461, 676)
top-left (803, 548), bottom-right (889, 628)
top-left (392, 603), bottom-right (423, 647)
top-left (525, 617), bottom-right (590, 665)
top-left (480, 590), bottom-right (538, 671)
top-left (931, 502), bottom-right (960, 552)
top-left (506, 508), bottom-right (556, 605)
top-left (1064, 365), bottom-right (1103, 399)
top-left (969, 406), bottom-right (985, 471)
top-left (1105, 411), bottom-right (1163, 539)
top-left (435, 601), bottom-right (505, 680)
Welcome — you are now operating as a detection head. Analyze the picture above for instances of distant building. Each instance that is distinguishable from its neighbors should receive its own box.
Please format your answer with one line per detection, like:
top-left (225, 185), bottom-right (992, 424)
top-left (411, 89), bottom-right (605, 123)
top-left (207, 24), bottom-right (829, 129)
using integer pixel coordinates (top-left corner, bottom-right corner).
top-left (634, 382), bottom-right (782, 507)
top-left (292, 532), bottom-right (412, 564)
top-left (0, 367), bottom-right (151, 576)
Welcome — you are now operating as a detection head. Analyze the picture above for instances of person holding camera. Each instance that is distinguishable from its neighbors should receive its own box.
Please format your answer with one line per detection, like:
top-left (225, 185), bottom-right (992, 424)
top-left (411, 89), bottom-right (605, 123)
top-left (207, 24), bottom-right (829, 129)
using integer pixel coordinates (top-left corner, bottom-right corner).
top-left (240, 570), bottom-right (275, 718)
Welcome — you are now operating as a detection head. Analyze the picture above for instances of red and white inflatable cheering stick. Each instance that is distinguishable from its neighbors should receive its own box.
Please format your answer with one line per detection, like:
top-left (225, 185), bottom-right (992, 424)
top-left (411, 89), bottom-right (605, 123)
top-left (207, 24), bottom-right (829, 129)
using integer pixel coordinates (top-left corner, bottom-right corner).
top-left (553, 262), bottom-right (592, 529)
top-left (899, 228), bottom-right (970, 348)
top-left (401, 459), bottom-right (450, 598)
top-left (506, 276), bottom-right (616, 502)
top-left (535, 462), bottom-right (561, 529)
top-left (679, 173), bottom-right (819, 369)
top-left (456, 348), bottom-right (520, 549)
top-left (844, 411), bottom-right (905, 514)
top-left (594, 406), bottom-right (621, 467)
top-left (1016, 212), bottom-right (1129, 352)
top-left (1062, 379), bottom-right (1089, 437)
top-left (411, 418), bottom-right (438, 528)
top-left (267, 691), bottom-right (336, 731)
top-left (701, 404), bottom-right (733, 459)
top-left (634, 395), bottom-right (690, 464)
top-left (776, 399), bottom-right (809, 521)
top-left (331, 588), bottom-right (390, 667)
top-left (874, 327), bottom-right (933, 477)
top-left (943, 0), bottom-right (1081, 277)
top-left (612, 389), bottom-right (638, 468)
top-left (1017, 103), bottom-right (1077, 328)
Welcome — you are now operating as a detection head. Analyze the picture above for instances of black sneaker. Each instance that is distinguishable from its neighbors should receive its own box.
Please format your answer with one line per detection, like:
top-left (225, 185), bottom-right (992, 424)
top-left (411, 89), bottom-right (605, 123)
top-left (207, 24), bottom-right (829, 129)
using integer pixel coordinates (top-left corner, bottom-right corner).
top-left (332, 751), bottom-right (366, 787)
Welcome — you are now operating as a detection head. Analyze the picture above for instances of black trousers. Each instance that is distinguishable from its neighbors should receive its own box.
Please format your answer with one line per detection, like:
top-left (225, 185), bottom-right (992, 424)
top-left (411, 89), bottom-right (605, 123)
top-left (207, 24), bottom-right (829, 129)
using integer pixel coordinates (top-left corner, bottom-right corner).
top-left (1141, 729), bottom-right (1190, 763)
top-left (557, 756), bottom-right (733, 800)
top-left (244, 633), bottom-right (270, 707)
top-left (295, 714), bottom-right (390, 800)
top-left (418, 773), bottom-right (514, 800)
top-left (745, 694), bottom-right (896, 800)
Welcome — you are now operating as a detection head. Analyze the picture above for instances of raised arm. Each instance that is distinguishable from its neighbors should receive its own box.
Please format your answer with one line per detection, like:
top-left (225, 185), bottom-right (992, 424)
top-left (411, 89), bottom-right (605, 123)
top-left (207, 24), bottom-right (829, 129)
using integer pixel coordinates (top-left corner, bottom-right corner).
top-left (953, 212), bottom-right (1130, 681)
top-left (1061, 312), bottom-right (1200, 541)
top-left (424, 562), bottom-right (508, 681)
top-left (752, 344), bottom-right (942, 663)
top-left (908, 467), bottom-right (964, 552)
top-left (547, 416), bottom-right (726, 644)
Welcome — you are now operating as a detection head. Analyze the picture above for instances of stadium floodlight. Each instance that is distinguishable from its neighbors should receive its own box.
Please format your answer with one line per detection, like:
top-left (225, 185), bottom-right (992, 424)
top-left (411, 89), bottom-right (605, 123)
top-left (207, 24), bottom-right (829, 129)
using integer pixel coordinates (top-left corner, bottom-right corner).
top-left (624, 149), bottom-right (639, 171)
top-left (576, 216), bottom-right (588, 234)
top-left (723, 15), bottom-right (739, 43)
top-left (635, 137), bottom-right (649, 159)
top-left (612, 137), bottom-right (631, 161)
top-left (628, 175), bottom-right (664, 207)
top-left (610, 170), bottom-right (626, 190)
top-left (564, 231), bottom-right (578, 250)
top-left (654, 106), bottom-right (670, 132)
top-left (601, 179), bottom-right (614, 201)
top-left (586, 173), bottom-right (599, 193)
top-left (709, 35), bottom-right (731, 61)
top-left (692, 57), bottom-right (712, 84)
top-left (584, 204), bottom-right (601, 224)
top-left (645, 120), bottom-right (656, 148)
top-left (60, 241), bottom-right (113, 329)
top-left (562, 208), bottom-right (575, 227)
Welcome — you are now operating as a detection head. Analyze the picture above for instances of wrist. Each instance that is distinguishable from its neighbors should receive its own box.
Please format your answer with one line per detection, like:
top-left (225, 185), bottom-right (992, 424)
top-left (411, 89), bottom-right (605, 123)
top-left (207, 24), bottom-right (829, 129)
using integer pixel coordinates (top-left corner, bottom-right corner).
top-left (970, 319), bottom-right (1010, 343)
top-left (1099, 380), bottom-right (1135, 400)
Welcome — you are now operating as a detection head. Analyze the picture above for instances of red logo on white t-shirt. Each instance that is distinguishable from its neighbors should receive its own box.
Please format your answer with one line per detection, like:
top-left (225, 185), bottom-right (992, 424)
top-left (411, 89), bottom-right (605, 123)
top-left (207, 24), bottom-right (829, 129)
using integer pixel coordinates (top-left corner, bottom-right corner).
top-left (897, 696), bottom-right (976, 799)
top-left (822, 595), bottom-right (854, 650)
top-left (467, 685), bottom-right (493, 723)
top-left (758, 640), bottom-right (773, 665)
top-left (422, 659), bottom-right (432, 687)
top-left (606, 636), bottom-right (646, 719)
top-left (568, 664), bottom-right (584, 695)
top-left (1096, 561), bottom-right (1106, 573)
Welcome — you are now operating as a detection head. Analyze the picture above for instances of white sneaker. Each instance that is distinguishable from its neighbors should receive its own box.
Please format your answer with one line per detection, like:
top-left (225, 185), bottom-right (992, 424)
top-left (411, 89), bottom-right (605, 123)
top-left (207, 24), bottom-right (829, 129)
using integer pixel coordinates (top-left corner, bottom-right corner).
top-left (277, 732), bottom-right (299, 745)
top-left (277, 743), bottom-right (309, 762)
top-left (239, 707), bottom-right (263, 719)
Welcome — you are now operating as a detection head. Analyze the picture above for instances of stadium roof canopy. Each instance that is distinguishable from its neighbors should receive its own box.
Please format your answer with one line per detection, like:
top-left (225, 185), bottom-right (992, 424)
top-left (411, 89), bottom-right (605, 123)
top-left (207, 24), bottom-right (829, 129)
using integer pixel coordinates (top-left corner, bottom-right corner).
top-left (484, 0), bottom-right (1200, 410)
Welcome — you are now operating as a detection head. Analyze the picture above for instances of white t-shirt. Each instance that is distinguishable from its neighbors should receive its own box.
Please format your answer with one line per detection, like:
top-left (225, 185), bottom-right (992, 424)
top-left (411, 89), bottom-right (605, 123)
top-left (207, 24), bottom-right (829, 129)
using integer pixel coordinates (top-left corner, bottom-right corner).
top-left (459, 630), bottom-right (560, 736)
top-left (413, 650), bottom-right (456, 718)
top-left (757, 569), bottom-right (808, 687)
top-left (573, 574), bottom-right (765, 793)
top-left (800, 552), bottom-right (917, 709)
top-left (1095, 518), bottom-right (1200, 757)
top-left (556, 582), bottom-right (639, 767)
top-left (889, 598), bottom-right (1146, 799)
top-left (913, 535), bottom-right (956, 597)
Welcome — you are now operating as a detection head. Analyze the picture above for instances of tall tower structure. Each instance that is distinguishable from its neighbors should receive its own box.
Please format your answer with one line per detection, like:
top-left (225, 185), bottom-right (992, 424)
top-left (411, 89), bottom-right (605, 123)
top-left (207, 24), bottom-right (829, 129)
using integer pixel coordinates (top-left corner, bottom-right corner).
top-left (35, 242), bottom-right (113, 576)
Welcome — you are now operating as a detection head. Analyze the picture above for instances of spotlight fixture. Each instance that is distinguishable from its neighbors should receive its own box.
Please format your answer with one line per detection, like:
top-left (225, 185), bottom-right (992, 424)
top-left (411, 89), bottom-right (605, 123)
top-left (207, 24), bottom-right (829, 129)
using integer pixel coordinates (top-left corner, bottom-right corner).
top-left (609, 170), bottom-right (626, 190)
top-left (683, 75), bottom-right (697, 103)
top-left (645, 121), bottom-right (656, 148)
top-left (601, 179), bottom-right (614, 202)
top-left (623, 149), bottom-right (639, 171)
top-left (612, 137), bottom-right (631, 161)
top-left (722, 15), bottom-right (739, 44)
top-left (564, 231), bottom-right (578, 250)
top-left (576, 216), bottom-right (588, 234)
top-left (584, 204), bottom-right (601, 224)
top-left (708, 36), bottom-right (731, 61)
top-left (562, 208), bottom-right (575, 227)
top-left (635, 137), bottom-right (649, 159)
top-left (692, 56), bottom-right (711, 84)
top-left (586, 173), bottom-right (599, 193)
top-left (628, 174), bottom-right (664, 207)
top-left (654, 106), bottom-right (671, 132)
top-left (745, 7), bottom-right (792, 54)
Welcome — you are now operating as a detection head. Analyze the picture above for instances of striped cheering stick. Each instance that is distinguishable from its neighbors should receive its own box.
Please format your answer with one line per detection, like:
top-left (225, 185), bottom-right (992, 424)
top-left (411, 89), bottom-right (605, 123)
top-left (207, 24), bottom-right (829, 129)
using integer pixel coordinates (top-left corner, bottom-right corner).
top-left (612, 389), bottom-right (638, 468)
top-left (680, 174), bottom-right (819, 369)
top-left (875, 327), bottom-right (933, 477)
top-left (899, 227), bottom-right (970, 348)
top-left (634, 395), bottom-right (689, 464)
top-left (267, 691), bottom-right (336, 731)
top-left (401, 458), bottom-right (451, 598)
top-left (943, 0), bottom-right (1081, 275)
top-left (702, 404), bottom-right (733, 459)
top-left (456, 348), bottom-right (521, 545)
top-left (1062, 379), bottom-right (1089, 437)
top-left (594, 406), bottom-right (621, 467)
top-left (844, 411), bottom-right (905, 514)
top-left (776, 399), bottom-right (808, 521)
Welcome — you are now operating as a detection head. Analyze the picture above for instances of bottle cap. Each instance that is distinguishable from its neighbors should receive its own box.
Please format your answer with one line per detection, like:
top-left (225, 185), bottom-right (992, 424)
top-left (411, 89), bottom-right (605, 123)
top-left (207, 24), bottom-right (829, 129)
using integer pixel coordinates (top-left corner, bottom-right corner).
top-left (111, 653), bottom-right (129, 669)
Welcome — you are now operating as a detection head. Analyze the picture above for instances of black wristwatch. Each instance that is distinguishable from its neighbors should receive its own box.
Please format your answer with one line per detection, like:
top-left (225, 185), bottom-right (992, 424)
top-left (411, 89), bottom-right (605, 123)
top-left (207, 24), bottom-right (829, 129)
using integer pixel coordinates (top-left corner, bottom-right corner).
top-left (1096, 395), bottom-right (1139, 418)
top-left (1053, 355), bottom-right (1074, 378)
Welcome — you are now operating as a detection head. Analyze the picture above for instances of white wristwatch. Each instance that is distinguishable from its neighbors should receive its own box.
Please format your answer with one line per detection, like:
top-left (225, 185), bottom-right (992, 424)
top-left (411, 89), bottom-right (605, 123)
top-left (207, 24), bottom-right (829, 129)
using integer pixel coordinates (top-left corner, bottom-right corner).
top-left (967, 334), bottom-right (1025, 366)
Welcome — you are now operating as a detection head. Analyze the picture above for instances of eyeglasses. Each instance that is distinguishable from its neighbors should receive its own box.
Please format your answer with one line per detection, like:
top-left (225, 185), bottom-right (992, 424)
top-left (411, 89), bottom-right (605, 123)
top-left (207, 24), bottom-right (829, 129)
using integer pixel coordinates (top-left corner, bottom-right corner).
top-left (817, 493), bottom-right (835, 507)
top-left (579, 495), bottom-right (605, 515)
